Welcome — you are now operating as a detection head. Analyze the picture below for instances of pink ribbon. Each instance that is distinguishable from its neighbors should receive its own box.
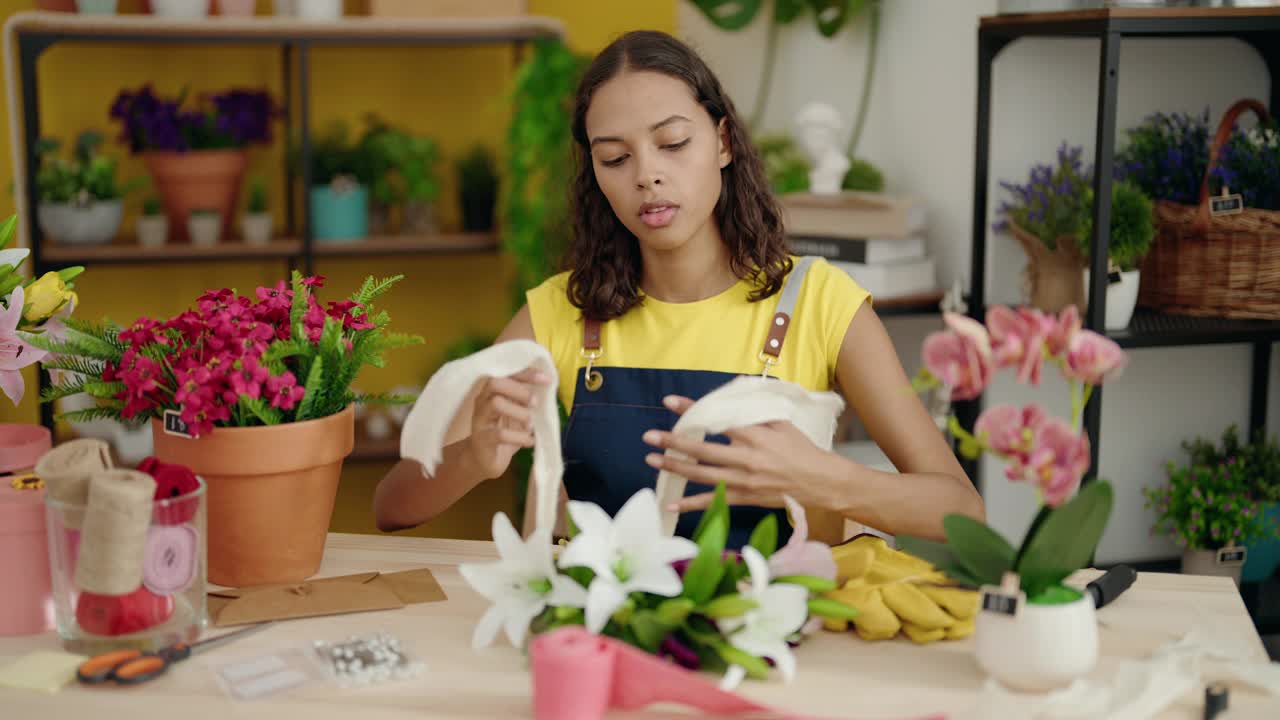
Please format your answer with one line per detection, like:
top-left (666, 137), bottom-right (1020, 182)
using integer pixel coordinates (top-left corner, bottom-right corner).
top-left (529, 626), bottom-right (947, 720)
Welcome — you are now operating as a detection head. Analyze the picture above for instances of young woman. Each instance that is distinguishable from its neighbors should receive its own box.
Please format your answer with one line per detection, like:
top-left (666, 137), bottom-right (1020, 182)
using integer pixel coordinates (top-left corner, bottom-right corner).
top-left (374, 30), bottom-right (982, 548)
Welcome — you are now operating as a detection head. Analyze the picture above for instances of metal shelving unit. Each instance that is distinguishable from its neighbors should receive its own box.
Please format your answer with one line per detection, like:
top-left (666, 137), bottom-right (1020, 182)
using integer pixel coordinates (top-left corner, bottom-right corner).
top-left (3, 10), bottom-right (564, 448)
top-left (959, 6), bottom-right (1280, 625)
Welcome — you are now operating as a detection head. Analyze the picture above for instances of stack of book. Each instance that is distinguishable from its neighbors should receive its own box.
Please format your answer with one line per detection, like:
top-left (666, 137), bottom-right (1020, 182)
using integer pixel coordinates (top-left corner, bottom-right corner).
top-left (779, 191), bottom-right (936, 301)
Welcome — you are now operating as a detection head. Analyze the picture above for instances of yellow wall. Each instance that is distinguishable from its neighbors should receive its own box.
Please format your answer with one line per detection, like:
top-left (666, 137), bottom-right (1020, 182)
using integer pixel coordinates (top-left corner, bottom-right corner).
top-left (0, 0), bottom-right (674, 538)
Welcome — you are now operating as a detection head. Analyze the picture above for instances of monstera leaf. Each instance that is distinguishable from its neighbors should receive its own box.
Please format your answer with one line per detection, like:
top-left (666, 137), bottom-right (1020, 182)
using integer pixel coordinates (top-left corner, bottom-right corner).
top-left (806, 0), bottom-right (865, 37)
top-left (690, 0), bottom-right (764, 30)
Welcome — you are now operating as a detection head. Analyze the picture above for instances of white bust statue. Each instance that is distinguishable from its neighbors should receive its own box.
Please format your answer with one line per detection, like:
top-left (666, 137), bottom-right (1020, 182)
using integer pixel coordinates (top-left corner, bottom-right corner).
top-left (794, 102), bottom-right (850, 195)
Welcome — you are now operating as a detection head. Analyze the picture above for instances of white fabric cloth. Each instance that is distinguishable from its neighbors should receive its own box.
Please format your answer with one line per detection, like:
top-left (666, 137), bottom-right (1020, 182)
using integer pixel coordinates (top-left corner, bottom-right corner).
top-left (400, 340), bottom-right (562, 535)
top-left (653, 375), bottom-right (846, 537)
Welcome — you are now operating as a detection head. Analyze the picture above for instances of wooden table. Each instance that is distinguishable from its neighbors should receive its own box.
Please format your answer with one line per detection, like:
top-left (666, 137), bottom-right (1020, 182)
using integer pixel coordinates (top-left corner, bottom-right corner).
top-left (1, 533), bottom-right (1276, 718)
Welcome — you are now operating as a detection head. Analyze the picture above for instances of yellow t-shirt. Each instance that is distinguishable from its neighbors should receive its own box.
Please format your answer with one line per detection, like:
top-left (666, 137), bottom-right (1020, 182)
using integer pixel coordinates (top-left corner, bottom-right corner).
top-left (526, 257), bottom-right (872, 410)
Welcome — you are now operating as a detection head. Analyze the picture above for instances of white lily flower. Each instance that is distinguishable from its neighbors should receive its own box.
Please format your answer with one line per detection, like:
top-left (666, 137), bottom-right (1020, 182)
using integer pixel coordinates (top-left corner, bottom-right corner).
top-left (458, 512), bottom-right (587, 650)
top-left (558, 489), bottom-right (698, 633)
top-left (0, 248), bottom-right (30, 272)
top-left (719, 545), bottom-right (809, 690)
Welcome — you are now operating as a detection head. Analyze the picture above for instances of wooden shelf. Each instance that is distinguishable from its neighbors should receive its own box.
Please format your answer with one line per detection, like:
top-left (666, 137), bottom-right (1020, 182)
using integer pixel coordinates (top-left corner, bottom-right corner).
top-left (41, 236), bottom-right (301, 265)
top-left (982, 5), bottom-right (1280, 27)
top-left (4, 10), bottom-right (566, 44)
top-left (313, 233), bottom-right (499, 257)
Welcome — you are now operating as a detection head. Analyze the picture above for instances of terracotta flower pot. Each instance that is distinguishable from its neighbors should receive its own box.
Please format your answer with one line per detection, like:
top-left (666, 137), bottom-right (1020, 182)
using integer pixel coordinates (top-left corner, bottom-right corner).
top-left (1008, 222), bottom-right (1086, 315)
top-left (150, 405), bottom-right (354, 587)
top-left (143, 150), bottom-right (247, 243)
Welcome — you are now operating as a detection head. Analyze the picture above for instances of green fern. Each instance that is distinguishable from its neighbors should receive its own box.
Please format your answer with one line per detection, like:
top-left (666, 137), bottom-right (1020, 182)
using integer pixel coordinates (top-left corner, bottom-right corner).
top-left (353, 391), bottom-right (418, 406)
top-left (289, 270), bottom-right (308, 337)
top-left (295, 355), bottom-right (325, 421)
top-left (239, 396), bottom-right (283, 426)
top-left (351, 275), bottom-right (404, 306)
top-left (57, 406), bottom-right (128, 424)
top-left (39, 356), bottom-right (105, 377)
top-left (40, 377), bottom-right (87, 403)
top-left (20, 333), bottom-right (118, 362)
top-left (83, 380), bottom-right (126, 400)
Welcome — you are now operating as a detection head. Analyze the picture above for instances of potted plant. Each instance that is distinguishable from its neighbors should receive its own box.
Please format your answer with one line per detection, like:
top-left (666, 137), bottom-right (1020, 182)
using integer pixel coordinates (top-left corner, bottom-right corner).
top-left (21, 272), bottom-right (423, 586)
top-left (241, 175), bottom-right (272, 246)
top-left (304, 123), bottom-right (374, 242)
top-left (75, 0), bottom-right (118, 13)
top-left (137, 194), bottom-right (168, 248)
top-left (217, 0), bottom-right (256, 16)
top-left (110, 83), bottom-right (278, 243)
top-left (1144, 426), bottom-right (1280, 586)
top-left (35, 131), bottom-right (138, 246)
top-left (457, 145), bottom-right (498, 233)
top-left (187, 207), bottom-right (222, 247)
top-left (1077, 179), bottom-right (1155, 330)
top-left (296, 0), bottom-right (341, 20)
top-left (898, 303), bottom-right (1128, 692)
top-left (360, 118), bottom-right (442, 236)
top-left (150, 0), bottom-right (211, 17)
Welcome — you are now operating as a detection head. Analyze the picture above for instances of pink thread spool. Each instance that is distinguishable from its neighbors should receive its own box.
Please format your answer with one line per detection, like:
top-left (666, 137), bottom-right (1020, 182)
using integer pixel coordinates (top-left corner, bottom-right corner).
top-left (0, 423), bottom-right (54, 636)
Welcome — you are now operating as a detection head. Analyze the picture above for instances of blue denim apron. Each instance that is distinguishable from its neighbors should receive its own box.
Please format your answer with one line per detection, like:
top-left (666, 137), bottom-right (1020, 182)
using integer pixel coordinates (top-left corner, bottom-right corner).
top-left (560, 257), bottom-right (818, 550)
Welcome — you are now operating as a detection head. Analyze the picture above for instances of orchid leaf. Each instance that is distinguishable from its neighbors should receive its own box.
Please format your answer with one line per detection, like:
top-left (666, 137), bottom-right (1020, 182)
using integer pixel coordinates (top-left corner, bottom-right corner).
top-left (895, 535), bottom-right (986, 588)
top-left (943, 514), bottom-right (1016, 588)
top-left (1017, 480), bottom-right (1114, 598)
top-left (747, 513), bottom-right (778, 558)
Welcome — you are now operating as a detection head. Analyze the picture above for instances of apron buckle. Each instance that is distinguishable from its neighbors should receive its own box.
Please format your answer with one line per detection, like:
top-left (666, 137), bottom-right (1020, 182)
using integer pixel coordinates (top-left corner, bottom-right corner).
top-left (758, 350), bottom-right (778, 379)
top-left (581, 348), bottom-right (604, 391)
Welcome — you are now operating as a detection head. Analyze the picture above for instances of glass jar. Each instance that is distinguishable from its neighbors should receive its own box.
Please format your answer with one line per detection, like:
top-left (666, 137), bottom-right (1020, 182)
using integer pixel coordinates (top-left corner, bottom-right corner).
top-left (45, 475), bottom-right (207, 654)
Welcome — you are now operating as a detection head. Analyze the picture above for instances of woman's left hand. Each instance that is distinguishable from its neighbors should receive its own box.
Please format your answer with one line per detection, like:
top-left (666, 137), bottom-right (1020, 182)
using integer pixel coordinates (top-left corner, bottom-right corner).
top-left (641, 395), bottom-right (849, 514)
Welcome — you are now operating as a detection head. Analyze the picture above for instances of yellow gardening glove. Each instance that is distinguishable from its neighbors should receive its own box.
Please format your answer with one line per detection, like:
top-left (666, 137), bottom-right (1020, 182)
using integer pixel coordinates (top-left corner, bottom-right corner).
top-left (822, 535), bottom-right (979, 644)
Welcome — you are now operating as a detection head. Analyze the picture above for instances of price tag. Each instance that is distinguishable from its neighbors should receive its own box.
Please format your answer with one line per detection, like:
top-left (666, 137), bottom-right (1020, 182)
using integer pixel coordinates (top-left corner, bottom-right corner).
top-left (1217, 546), bottom-right (1247, 566)
top-left (163, 409), bottom-right (194, 439)
top-left (979, 571), bottom-right (1025, 619)
top-left (1210, 186), bottom-right (1244, 217)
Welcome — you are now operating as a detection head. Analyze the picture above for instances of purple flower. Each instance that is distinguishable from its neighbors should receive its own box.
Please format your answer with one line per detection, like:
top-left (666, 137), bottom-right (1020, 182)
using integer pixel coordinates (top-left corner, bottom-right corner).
top-left (109, 83), bottom-right (278, 154)
top-left (659, 634), bottom-right (700, 670)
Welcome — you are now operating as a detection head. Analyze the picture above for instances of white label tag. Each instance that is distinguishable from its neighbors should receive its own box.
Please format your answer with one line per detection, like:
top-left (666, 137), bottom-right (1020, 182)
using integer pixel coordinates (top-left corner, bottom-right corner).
top-left (1217, 546), bottom-right (1247, 566)
top-left (163, 409), bottom-right (194, 438)
top-left (979, 585), bottom-right (1025, 619)
top-left (1210, 192), bottom-right (1244, 216)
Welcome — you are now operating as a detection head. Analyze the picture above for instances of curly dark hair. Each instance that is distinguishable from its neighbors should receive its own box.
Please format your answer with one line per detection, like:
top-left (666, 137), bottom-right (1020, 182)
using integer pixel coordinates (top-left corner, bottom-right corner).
top-left (564, 30), bottom-right (792, 322)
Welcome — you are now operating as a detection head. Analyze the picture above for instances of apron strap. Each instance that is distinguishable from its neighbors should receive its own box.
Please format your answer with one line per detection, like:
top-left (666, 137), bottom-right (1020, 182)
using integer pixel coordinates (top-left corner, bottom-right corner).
top-left (759, 255), bottom-right (817, 375)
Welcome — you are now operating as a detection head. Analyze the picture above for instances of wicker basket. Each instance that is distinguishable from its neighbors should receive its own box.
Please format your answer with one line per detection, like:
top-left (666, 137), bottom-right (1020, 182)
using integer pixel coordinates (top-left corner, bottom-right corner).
top-left (1137, 98), bottom-right (1280, 320)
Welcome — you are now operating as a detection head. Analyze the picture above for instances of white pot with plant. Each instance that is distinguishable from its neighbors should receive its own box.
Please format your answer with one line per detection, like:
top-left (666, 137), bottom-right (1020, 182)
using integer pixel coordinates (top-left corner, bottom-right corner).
top-left (241, 176), bottom-right (272, 246)
top-left (188, 208), bottom-right (222, 247)
top-left (136, 194), bottom-right (168, 248)
top-left (35, 131), bottom-right (138, 246)
top-left (1143, 426), bottom-right (1280, 588)
top-left (296, 0), bottom-right (341, 20)
top-left (901, 302), bottom-right (1129, 692)
top-left (1080, 180), bottom-right (1154, 331)
top-left (365, 121), bottom-right (442, 236)
top-left (150, 0), bottom-right (211, 17)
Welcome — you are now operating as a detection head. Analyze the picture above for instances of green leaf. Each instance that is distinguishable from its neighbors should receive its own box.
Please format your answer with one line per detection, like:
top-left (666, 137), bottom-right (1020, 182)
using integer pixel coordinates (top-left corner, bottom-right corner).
top-left (808, 596), bottom-right (859, 621)
top-left (747, 513), bottom-right (778, 558)
top-left (294, 356), bottom-right (325, 422)
top-left (682, 513), bottom-right (728, 605)
top-left (629, 610), bottom-right (671, 653)
top-left (82, 380), bottom-right (125, 400)
top-left (0, 214), bottom-right (17, 248)
top-left (773, 574), bottom-right (838, 593)
top-left (775, 0), bottom-right (805, 23)
top-left (710, 640), bottom-right (771, 679)
top-left (943, 514), bottom-right (1016, 588)
top-left (691, 481), bottom-right (729, 544)
top-left (1016, 480), bottom-right (1115, 599)
top-left (690, 0), bottom-right (763, 31)
top-left (699, 594), bottom-right (758, 619)
top-left (56, 266), bottom-right (85, 284)
top-left (656, 598), bottom-right (695, 626)
top-left (39, 377), bottom-right (87, 403)
top-left (240, 396), bottom-right (284, 426)
top-left (806, 0), bottom-right (857, 37)
top-left (894, 535), bottom-right (986, 588)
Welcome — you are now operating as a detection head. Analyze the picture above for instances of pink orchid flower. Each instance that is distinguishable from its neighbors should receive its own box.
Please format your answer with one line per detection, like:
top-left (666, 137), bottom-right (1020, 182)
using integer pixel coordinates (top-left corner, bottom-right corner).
top-left (0, 286), bottom-right (47, 405)
top-left (975, 403), bottom-right (1047, 481)
top-left (986, 306), bottom-right (1050, 385)
top-left (1026, 418), bottom-right (1091, 507)
top-left (768, 495), bottom-right (837, 582)
top-left (1063, 329), bottom-right (1127, 385)
top-left (1045, 305), bottom-right (1082, 358)
top-left (922, 312), bottom-right (993, 400)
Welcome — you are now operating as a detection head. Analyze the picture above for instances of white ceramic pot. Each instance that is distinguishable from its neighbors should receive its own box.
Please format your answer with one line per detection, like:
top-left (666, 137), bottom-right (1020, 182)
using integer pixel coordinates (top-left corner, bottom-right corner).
top-left (241, 212), bottom-right (273, 245)
top-left (37, 200), bottom-right (123, 245)
top-left (974, 593), bottom-right (1098, 692)
top-left (295, 0), bottom-right (341, 20)
top-left (1083, 268), bottom-right (1141, 331)
top-left (150, 0), bottom-right (211, 17)
top-left (272, 0), bottom-right (295, 15)
top-left (136, 214), bottom-right (168, 248)
top-left (188, 213), bottom-right (222, 247)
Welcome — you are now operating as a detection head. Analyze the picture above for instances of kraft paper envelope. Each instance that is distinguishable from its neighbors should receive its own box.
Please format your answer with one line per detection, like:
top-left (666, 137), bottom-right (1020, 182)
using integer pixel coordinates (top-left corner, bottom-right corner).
top-left (207, 568), bottom-right (447, 627)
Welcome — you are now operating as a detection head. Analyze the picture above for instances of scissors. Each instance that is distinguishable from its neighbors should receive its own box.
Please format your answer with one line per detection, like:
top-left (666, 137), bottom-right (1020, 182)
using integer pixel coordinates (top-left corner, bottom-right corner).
top-left (77, 622), bottom-right (273, 686)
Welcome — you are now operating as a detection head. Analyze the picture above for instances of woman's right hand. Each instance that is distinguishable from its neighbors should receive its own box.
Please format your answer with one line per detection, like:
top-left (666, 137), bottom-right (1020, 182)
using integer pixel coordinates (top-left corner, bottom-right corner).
top-left (466, 368), bottom-right (553, 479)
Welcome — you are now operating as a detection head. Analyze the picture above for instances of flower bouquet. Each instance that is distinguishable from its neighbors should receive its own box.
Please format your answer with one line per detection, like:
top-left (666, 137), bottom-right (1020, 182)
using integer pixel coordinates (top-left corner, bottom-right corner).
top-left (898, 304), bottom-right (1127, 690)
top-left (460, 483), bottom-right (858, 689)
top-left (0, 213), bottom-right (84, 406)
top-left (22, 272), bottom-right (423, 586)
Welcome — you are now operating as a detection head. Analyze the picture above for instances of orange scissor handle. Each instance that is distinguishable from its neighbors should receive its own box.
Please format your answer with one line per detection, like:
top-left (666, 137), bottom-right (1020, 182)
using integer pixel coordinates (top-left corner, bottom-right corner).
top-left (111, 654), bottom-right (170, 685)
top-left (78, 649), bottom-right (142, 684)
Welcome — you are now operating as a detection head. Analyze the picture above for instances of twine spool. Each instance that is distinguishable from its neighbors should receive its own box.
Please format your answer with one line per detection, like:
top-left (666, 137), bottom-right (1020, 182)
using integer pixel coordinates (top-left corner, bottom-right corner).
top-left (34, 438), bottom-right (113, 529)
top-left (75, 469), bottom-right (156, 596)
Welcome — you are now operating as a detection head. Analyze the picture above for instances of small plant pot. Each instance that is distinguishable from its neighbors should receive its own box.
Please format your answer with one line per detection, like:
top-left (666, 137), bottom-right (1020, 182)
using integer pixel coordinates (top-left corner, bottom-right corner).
top-left (75, 0), bottom-right (118, 13)
top-left (271, 0), bottom-right (294, 15)
top-left (402, 199), bottom-right (439, 236)
top-left (1083, 269), bottom-right (1141, 331)
top-left (310, 184), bottom-right (369, 242)
top-left (241, 212), bottom-right (273, 246)
top-left (1243, 502), bottom-right (1280, 583)
top-left (150, 0), bottom-right (210, 16)
top-left (974, 590), bottom-right (1098, 692)
top-left (1181, 547), bottom-right (1244, 586)
top-left (37, 200), bottom-right (123, 246)
top-left (296, 0), bottom-right (341, 20)
top-left (136, 215), bottom-right (169, 248)
top-left (368, 201), bottom-right (392, 236)
top-left (217, 0), bottom-right (256, 15)
top-left (188, 213), bottom-right (223, 247)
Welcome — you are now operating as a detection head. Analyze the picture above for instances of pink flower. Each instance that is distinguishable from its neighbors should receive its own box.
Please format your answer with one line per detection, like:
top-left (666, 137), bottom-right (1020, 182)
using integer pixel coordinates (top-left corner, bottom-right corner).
top-left (767, 495), bottom-right (837, 581)
top-left (1026, 418), bottom-right (1091, 507)
top-left (975, 403), bottom-right (1047, 481)
top-left (986, 306), bottom-right (1049, 385)
top-left (922, 312), bottom-right (992, 400)
top-left (0, 286), bottom-right (46, 404)
top-left (266, 371), bottom-right (305, 411)
top-left (255, 281), bottom-right (292, 314)
top-left (119, 317), bottom-right (167, 348)
top-left (301, 275), bottom-right (326, 288)
top-left (1063, 330), bottom-right (1126, 385)
top-left (1045, 305), bottom-right (1082, 358)
top-left (230, 355), bottom-right (270, 401)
